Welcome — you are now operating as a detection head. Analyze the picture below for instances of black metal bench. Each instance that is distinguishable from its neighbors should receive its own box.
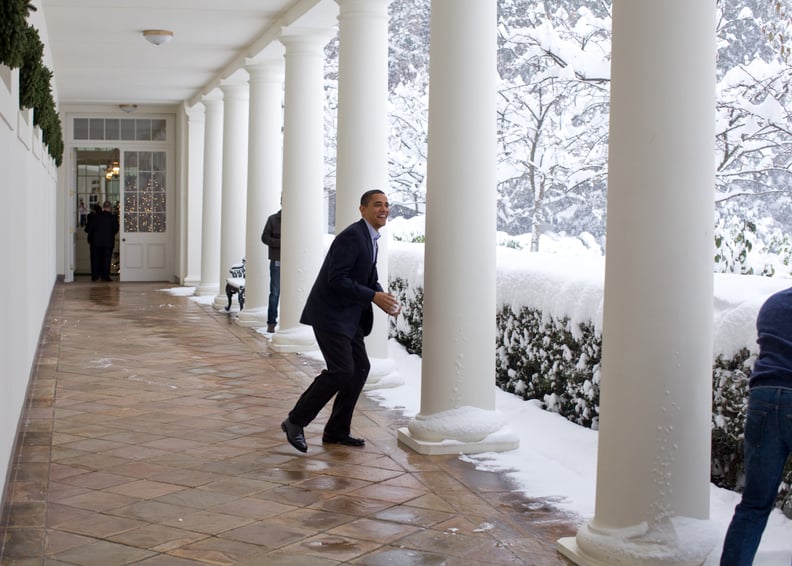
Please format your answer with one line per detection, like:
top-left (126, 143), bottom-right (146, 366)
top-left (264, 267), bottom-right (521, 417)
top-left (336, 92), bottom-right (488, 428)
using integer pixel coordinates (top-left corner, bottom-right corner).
top-left (224, 259), bottom-right (245, 311)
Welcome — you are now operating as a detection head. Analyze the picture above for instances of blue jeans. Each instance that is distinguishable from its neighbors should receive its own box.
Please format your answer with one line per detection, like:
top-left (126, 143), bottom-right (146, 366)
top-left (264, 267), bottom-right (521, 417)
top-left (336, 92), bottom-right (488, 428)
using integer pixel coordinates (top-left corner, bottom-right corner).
top-left (720, 386), bottom-right (792, 566)
top-left (267, 260), bottom-right (280, 325)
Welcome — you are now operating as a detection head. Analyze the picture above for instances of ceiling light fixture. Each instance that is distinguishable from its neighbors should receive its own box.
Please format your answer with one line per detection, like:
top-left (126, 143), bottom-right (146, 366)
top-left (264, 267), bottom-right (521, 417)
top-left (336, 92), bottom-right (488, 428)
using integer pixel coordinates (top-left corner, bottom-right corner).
top-left (119, 104), bottom-right (138, 113)
top-left (142, 29), bottom-right (173, 46)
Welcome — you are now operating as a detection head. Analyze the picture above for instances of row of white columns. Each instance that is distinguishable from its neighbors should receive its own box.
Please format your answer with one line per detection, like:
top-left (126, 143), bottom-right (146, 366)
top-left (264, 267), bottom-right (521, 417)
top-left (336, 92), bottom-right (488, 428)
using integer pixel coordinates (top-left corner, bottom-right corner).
top-left (182, 0), bottom-right (718, 563)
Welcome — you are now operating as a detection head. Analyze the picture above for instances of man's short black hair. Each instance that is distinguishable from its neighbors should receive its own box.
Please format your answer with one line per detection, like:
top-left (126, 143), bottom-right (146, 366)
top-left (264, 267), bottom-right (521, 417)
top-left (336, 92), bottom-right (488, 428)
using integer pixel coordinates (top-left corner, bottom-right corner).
top-left (360, 189), bottom-right (386, 206)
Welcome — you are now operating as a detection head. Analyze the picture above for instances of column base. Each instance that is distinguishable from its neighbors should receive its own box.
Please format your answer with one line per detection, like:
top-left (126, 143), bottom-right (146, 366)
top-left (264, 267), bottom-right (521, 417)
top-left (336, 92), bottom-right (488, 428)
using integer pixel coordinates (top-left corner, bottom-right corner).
top-left (212, 294), bottom-right (231, 310)
top-left (183, 276), bottom-right (200, 287)
top-left (397, 426), bottom-right (519, 455)
top-left (558, 517), bottom-right (717, 566)
top-left (236, 307), bottom-right (268, 328)
top-left (194, 283), bottom-right (219, 297)
top-left (269, 326), bottom-right (318, 353)
top-left (557, 537), bottom-right (607, 566)
top-left (363, 357), bottom-right (405, 391)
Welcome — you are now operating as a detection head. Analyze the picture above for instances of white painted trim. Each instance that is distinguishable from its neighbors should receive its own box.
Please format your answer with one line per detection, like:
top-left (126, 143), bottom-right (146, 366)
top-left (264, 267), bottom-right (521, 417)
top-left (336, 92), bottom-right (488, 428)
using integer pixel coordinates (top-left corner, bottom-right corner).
top-left (0, 66), bottom-right (16, 131)
top-left (17, 107), bottom-right (32, 149)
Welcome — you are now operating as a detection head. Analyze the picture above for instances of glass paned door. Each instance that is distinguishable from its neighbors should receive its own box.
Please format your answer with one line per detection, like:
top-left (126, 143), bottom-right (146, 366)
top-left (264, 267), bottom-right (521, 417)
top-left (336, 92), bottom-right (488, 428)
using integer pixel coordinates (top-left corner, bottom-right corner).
top-left (119, 150), bottom-right (170, 281)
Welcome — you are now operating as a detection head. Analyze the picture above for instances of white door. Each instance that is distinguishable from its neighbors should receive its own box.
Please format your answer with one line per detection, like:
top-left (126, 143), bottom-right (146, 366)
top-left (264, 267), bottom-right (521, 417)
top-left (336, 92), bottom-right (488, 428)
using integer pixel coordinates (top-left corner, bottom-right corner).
top-left (120, 150), bottom-right (170, 281)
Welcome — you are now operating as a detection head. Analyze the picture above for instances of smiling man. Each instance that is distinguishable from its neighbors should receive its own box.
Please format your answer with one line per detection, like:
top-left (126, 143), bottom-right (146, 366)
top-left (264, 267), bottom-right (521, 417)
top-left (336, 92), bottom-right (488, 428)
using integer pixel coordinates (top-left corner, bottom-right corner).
top-left (281, 189), bottom-right (401, 453)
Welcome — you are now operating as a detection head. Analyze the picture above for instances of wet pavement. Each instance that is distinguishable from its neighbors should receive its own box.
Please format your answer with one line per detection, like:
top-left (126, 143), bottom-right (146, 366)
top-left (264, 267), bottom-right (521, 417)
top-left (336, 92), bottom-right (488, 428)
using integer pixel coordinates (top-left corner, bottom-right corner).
top-left (1, 280), bottom-right (578, 565)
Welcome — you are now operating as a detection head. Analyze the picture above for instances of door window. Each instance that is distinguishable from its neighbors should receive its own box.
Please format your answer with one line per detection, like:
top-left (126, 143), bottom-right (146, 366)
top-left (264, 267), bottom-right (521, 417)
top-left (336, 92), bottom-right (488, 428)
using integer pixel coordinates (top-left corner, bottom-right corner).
top-left (123, 150), bottom-right (166, 233)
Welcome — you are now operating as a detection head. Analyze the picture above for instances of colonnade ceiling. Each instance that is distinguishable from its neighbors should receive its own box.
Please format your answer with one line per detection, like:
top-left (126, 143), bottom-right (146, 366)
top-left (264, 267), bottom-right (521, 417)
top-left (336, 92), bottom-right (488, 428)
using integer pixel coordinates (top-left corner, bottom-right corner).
top-left (39, 0), bottom-right (338, 108)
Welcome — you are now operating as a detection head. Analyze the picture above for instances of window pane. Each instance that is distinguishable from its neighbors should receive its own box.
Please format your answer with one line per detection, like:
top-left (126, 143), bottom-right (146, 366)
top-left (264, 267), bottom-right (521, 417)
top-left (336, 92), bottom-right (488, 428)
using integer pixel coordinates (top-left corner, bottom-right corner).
top-left (153, 151), bottom-right (166, 171)
top-left (152, 172), bottom-right (165, 191)
top-left (139, 152), bottom-right (152, 171)
top-left (136, 119), bottom-right (151, 141)
top-left (125, 151), bottom-right (137, 168)
top-left (152, 119), bottom-right (166, 140)
top-left (121, 119), bottom-right (136, 140)
top-left (151, 212), bottom-right (166, 232)
top-left (89, 118), bottom-right (104, 140)
top-left (74, 119), bottom-right (89, 140)
top-left (105, 119), bottom-right (120, 140)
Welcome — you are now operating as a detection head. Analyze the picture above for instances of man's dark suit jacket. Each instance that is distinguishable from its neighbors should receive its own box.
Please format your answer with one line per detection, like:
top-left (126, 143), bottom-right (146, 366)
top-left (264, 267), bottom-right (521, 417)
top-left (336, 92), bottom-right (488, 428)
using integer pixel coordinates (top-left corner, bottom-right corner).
top-left (86, 210), bottom-right (119, 248)
top-left (300, 219), bottom-right (383, 339)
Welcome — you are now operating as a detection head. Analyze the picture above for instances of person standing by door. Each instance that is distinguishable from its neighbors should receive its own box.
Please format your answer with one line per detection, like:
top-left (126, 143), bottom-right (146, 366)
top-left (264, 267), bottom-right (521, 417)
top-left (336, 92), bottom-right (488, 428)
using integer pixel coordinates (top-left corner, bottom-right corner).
top-left (261, 209), bottom-right (281, 333)
top-left (280, 189), bottom-right (401, 453)
top-left (86, 200), bottom-right (119, 281)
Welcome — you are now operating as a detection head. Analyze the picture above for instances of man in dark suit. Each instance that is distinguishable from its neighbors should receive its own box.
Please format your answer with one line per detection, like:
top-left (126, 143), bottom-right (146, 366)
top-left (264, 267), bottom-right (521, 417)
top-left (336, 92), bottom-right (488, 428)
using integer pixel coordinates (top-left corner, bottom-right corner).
top-left (281, 189), bottom-right (401, 452)
top-left (86, 200), bottom-right (119, 281)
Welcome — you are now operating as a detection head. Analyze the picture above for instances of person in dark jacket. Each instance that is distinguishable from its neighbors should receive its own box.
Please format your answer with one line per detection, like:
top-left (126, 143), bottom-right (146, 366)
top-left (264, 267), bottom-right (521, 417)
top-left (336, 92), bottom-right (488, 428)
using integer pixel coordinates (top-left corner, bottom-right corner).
top-left (720, 286), bottom-right (792, 565)
top-left (281, 189), bottom-right (401, 452)
top-left (84, 204), bottom-right (101, 279)
top-left (86, 200), bottom-right (119, 281)
top-left (261, 209), bottom-right (281, 333)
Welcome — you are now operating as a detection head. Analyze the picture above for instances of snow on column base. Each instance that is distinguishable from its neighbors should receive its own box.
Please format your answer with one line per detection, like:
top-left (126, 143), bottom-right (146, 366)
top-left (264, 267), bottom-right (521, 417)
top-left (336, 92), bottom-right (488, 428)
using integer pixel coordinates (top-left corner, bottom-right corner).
top-left (269, 325), bottom-right (318, 353)
top-left (557, 516), bottom-right (717, 566)
top-left (212, 294), bottom-right (229, 310)
top-left (398, 406), bottom-right (519, 455)
top-left (194, 283), bottom-right (219, 297)
top-left (363, 357), bottom-right (404, 391)
top-left (235, 307), bottom-right (268, 328)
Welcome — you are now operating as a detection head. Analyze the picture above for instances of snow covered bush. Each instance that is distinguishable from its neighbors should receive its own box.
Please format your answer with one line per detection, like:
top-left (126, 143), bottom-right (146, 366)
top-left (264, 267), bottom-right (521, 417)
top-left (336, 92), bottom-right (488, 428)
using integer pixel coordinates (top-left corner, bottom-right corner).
top-left (711, 349), bottom-right (753, 490)
top-left (389, 277), bottom-right (423, 355)
top-left (495, 305), bottom-right (601, 429)
top-left (387, 238), bottom-right (792, 511)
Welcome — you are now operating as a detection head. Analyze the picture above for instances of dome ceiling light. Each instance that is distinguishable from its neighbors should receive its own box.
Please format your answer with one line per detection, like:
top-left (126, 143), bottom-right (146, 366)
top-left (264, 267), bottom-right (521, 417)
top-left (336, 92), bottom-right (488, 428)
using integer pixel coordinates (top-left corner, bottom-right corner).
top-left (142, 29), bottom-right (173, 46)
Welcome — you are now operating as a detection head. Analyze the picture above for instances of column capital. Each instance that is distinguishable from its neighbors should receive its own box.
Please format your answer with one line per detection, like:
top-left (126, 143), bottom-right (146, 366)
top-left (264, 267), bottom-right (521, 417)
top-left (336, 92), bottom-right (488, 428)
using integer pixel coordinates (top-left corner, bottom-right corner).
top-left (201, 88), bottom-right (224, 105)
top-left (244, 59), bottom-right (285, 83)
top-left (279, 27), bottom-right (337, 53)
top-left (336, 0), bottom-right (390, 17)
top-left (218, 79), bottom-right (249, 103)
top-left (184, 102), bottom-right (205, 123)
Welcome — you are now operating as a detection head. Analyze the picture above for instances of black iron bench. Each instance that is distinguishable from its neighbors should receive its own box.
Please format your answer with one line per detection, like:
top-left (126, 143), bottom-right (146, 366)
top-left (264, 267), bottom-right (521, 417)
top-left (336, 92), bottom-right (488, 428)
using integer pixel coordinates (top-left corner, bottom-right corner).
top-left (224, 259), bottom-right (245, 311)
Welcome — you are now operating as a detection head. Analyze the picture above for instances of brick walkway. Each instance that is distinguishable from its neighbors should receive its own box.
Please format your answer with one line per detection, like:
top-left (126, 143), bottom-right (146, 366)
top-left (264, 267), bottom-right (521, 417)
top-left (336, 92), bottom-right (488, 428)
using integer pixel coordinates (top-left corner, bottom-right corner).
top-left (1, 280), bottom-right (577, 565)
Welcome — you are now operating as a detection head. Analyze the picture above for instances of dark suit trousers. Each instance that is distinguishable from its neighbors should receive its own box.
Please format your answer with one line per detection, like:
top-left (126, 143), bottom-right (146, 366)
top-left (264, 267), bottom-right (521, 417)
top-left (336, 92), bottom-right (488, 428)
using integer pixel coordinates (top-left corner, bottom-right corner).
top-left (288, 327), bottom-right (370, 437)
top-left (90, 245), bottom-right (113, 280)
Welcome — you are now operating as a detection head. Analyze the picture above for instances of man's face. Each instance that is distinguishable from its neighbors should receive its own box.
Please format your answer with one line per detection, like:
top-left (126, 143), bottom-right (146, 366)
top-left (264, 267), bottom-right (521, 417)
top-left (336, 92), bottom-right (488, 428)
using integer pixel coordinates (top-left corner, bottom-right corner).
top-left (360, 193), bottom-right (390, 231)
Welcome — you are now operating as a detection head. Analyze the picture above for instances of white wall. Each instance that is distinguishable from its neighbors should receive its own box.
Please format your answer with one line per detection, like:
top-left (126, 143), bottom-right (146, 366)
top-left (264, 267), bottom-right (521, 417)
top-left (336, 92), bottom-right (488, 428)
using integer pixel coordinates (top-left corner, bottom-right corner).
top-left (0, 65), bottom-right (59, 492)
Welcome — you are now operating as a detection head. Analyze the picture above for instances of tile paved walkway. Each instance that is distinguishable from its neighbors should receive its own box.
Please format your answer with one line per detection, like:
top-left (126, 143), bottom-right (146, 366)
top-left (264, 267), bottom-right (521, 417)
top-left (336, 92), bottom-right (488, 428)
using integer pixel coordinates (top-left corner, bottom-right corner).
top-left (1, 280), bottom-right (578, 565)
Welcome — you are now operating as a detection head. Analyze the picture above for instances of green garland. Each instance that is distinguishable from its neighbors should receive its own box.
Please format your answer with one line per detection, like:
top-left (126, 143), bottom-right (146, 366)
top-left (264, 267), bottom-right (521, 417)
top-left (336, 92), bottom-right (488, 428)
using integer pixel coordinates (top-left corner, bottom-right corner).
top-left (0, 0), bottom-right (35, 68)
top-left (2, 2), bottom-right (64, 166)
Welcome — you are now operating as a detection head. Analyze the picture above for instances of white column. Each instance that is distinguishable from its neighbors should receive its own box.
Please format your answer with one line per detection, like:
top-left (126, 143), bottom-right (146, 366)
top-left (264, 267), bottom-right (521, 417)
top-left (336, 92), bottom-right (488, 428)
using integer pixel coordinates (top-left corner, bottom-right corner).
top-left (557, 2), bottom-right (717, 564)
top-left (397, 0), bottom-right (517, 455)
top-left (334, 0), bottom-right (398, 387)
top-left (238, 60), bottom-right (285, 327)
top-left (213, 78), bottom-right (250, 310)
top-left (270, 28), bottom-right (336, 353)
top-left (183, 102), bottom-right (205, 288)
top-left (195, 91), bottom-right (223, 297)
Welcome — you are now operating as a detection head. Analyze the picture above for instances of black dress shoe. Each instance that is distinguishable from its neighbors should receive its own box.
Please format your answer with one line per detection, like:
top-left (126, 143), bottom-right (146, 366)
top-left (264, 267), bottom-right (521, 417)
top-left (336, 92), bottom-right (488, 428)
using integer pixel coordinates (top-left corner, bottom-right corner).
top-left (322, 434), bottom-right (365, 447)
top-left (281, 419), bottom-right (307, 453)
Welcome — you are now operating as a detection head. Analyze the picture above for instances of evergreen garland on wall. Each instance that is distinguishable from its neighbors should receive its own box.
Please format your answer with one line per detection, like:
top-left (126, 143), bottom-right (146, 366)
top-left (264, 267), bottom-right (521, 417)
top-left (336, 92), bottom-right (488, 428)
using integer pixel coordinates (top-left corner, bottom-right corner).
top-left (0, 0), bottom-right (35, 69)
top-left (0, 0), bottom-right (64, 166)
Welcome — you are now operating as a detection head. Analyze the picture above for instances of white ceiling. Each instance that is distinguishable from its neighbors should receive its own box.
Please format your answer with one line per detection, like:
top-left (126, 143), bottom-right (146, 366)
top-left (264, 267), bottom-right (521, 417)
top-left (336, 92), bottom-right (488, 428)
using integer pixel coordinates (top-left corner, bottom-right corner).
top-left (38, 0), bottom-right (339, 108)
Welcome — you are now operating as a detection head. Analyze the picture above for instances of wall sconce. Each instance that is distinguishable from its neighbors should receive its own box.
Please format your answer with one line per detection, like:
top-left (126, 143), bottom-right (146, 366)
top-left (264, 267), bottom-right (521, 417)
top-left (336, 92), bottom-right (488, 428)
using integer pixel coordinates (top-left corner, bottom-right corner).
top-left (142, 29), bottom-right (173, 46)
top-left (119, 104), bottom-right (138, 113)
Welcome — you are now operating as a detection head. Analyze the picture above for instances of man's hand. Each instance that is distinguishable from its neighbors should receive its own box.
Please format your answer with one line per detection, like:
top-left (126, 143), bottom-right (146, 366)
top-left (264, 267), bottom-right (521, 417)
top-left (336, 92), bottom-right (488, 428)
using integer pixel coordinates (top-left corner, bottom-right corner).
top-left (373, 292), bottom-right (401, 316)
